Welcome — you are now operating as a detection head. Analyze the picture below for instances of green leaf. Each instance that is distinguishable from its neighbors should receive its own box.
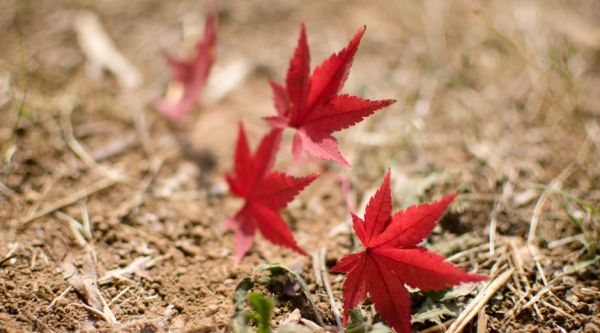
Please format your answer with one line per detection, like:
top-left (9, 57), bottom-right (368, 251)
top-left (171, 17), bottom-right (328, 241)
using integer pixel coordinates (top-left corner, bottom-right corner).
top-left (347, 306), bottom-right (365, 333)
top-left (231, 277), bottom-right (255, 333)
top-left (248, 293), bottom-right (274, 333)
top-left (562, 256), bottom-right (600, 275)
top-left (530, 184), bottom-right (600, 215)
top-left (255, 263), bottom-right (324, 326)
top-left (421, 286), bottom-right (453, 302)
top-left (234, 277), bottom-right (255, 313)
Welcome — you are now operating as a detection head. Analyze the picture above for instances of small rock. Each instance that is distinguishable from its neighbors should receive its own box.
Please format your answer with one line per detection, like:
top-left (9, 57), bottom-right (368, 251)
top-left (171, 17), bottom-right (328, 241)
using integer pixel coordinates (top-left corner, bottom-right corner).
top-left (175, 240), bottom-right (202, 256)
top-left (215, 285), bottom-right (227, 295)
top-left (207, 304), bottom-right (219, 314)
top-left (57, 298), bottom-right (69, 308)
top-left (585, 323), bottom-right (600, 333)
top-left (567, 292), bottom-right (580, 307)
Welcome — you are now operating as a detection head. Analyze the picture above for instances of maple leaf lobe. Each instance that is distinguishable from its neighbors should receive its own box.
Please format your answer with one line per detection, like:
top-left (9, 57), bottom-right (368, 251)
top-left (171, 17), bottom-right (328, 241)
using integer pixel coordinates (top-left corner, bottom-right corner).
top-left (225, 124), bottom-right (318, 264)
top-left (266, 23), bottom-right (396, 168)
top-left (332, 170), bottom-right (486, 333)
top-left (153, 0), bottom-right (218, 121)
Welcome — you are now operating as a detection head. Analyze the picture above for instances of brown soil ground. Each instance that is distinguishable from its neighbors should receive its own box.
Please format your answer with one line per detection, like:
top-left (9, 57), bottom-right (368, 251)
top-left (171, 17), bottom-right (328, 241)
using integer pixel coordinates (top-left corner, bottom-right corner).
top-left (1, 0), bottom-right (600, 332)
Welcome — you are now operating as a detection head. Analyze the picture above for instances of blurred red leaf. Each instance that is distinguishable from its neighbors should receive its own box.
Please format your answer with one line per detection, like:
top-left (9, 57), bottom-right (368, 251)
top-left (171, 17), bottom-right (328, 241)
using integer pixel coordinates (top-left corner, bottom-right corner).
top-left (265, 23), bottom-right (396, 168)
top-left (225, 123), bottom-right (319, 264)
top-left (153, 0), bottom-right (218, 121)
top-left (331, 170), bottom-right (487, 333)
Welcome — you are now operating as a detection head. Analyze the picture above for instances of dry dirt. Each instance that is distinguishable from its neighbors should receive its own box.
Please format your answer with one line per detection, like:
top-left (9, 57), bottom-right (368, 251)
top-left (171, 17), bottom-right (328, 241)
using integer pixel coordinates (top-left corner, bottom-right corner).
top-left (1, 0), bottom-right (600, 332)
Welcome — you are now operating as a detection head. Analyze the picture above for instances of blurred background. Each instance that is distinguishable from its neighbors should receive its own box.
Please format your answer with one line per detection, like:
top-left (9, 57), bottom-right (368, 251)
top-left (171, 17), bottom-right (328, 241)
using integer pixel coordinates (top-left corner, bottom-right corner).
top-left (1, 0), bottom-right (599, 331)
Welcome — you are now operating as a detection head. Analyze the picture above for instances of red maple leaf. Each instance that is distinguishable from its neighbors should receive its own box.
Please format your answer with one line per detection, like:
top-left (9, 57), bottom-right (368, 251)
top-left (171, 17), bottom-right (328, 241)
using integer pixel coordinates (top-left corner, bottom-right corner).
top-left (225, 123), bottom-right (319, 264)
top-left (153, 0), bottom-right (218, 121)
top-left (331, 170), bottom-right (486, 333)
top-left (265, 23), bottom-right (396, 168)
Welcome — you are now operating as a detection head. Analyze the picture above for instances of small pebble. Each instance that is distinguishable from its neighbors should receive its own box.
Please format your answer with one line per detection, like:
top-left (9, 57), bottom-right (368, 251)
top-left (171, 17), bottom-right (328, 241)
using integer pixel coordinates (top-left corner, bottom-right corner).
top-left (207, 304), bottom-right (219, 314)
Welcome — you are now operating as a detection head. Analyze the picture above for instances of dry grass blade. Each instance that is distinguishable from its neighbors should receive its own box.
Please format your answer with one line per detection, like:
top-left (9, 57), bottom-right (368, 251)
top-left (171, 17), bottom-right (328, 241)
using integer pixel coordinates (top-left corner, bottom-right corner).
top-left (446, 268), bottom-right (514, 333)
top-left (60, 105), bottom-right (138, 186)
top-left (47, 237), bottom-right (117, 323)
top-left (317, 249), bottom-right (344, 333)
top-left (55, 211), bottom-right (87, 246)
top-left (68, 303), bottom-right (112, 323)
top-left (489, 178), bottom-right (514, 255)
top-left (18, 178), bottom-right (115, 225)
top-left (517, 283), bottom-right (555, 316)
top-left (4, 0), bottom-right (600, 331)
top-left (527, 162), bottom-right (576, 287)
top-left (46, 286), bottom-right (72, 311)
top-left (476, 306), bottom-right (487, 333)
top-left (548, 234), bottom-right (586, 249)
top-left (0, 180), bottom-right (15, 196)
top-left (527, 162), bottom-right (576, 246)
top-left (541, 300), bottom-right (578, 323)
top-left (98, 254), bottom-right (170, 285)
top-left (446, 239), bottom-right (509, 263)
